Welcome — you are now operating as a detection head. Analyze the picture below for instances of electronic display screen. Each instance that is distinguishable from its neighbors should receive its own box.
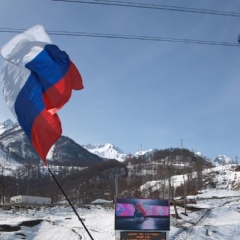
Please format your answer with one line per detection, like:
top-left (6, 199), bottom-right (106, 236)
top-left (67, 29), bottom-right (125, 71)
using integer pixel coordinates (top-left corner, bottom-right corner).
top-left (115, 198), bottom-right (170, 231)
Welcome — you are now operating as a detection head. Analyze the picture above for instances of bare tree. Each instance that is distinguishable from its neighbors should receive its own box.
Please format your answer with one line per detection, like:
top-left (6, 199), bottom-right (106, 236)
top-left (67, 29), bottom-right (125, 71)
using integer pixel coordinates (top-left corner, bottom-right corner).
top-left (167, 164), bottom-right (181, 219)
top-left (182, 174), bottom-right (188, 216)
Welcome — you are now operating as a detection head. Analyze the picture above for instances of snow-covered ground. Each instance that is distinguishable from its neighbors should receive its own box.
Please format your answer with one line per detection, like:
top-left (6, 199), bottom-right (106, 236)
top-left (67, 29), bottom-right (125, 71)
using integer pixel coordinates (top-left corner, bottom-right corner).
top-left (170, 189), bottom-right (240, 240)
top-left (1, 161), bottom-right (240, 239)
top-left (0, 205), bottom-right (115, 240)
top-left (1, 189), bottom-right (240, 239)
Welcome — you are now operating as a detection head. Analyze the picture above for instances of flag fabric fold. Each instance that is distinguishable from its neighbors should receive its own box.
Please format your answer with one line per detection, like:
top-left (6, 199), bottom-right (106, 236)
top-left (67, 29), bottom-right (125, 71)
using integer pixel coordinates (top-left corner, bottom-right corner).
top-left (0, 25), bottom-right (83, 165)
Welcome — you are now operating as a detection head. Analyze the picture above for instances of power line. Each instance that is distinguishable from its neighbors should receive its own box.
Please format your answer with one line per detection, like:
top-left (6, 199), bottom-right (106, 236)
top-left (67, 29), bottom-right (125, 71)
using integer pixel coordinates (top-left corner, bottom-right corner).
top-left (52, 0), bottom-right (240, 17)
top-left (0, 28), bottom-right (238, 47)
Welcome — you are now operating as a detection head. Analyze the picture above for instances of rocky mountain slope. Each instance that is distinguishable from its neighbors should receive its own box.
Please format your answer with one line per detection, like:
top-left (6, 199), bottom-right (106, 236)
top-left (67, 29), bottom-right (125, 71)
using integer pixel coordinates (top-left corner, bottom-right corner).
top-left (0, 120), bottom-right (103, 167)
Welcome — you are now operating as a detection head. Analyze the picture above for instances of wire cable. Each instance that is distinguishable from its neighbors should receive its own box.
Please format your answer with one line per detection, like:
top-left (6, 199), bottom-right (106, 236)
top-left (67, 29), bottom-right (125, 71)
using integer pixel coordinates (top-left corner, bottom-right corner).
top-left (48, 167), bottom-right (94, 240)
top-left (52, 0), bottom-right (240, 17)
top-left (0, 27), bottom-right (238, 47)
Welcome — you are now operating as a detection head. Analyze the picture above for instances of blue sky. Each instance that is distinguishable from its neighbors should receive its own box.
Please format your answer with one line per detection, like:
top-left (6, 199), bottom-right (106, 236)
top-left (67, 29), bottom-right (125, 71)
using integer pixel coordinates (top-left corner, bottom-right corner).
top-left (0, 0), bottom-right (240, 160)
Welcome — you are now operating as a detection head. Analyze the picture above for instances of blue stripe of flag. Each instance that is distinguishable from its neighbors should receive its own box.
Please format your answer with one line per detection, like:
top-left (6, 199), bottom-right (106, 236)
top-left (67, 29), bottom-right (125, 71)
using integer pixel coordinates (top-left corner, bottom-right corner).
top-left (14, 44), bottom-right (70, 140)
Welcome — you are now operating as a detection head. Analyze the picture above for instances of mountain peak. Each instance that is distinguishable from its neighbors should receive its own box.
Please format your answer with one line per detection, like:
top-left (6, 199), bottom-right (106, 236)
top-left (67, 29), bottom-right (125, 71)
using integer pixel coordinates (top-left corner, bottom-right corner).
top-left (0, 119), bottom-right (15, 135)
top-left (82, 143), bottom-right (127, 161)
top-left (214, 155), bottom-right (234, 165)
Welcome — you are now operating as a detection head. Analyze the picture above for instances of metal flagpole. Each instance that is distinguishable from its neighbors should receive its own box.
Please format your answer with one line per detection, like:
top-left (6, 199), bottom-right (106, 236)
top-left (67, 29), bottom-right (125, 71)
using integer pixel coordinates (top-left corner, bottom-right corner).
top-left (48, 167), bottom-right (94, 240)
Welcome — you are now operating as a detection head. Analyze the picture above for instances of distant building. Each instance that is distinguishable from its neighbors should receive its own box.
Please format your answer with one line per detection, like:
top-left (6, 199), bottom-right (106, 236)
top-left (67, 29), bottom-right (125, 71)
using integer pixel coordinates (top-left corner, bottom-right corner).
top-left (10, 195), bottom-right (51, 205)
top-left (90, 199), bottom-right (113, 205)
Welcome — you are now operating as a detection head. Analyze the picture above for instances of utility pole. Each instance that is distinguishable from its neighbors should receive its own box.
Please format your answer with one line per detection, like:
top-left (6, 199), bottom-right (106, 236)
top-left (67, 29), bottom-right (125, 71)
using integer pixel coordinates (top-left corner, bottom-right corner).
top-left (115, 176), bottom-right (119, 198)
top-left (16, 183), bottom-right (19, 196)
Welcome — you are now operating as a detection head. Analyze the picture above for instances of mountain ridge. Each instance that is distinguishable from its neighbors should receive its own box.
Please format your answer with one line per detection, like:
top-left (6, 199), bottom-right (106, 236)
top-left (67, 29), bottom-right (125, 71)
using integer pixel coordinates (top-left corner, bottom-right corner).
top-left (0, 119), bottom-right (235, 166)
top-left (0, 119), bottom-right (103, 167)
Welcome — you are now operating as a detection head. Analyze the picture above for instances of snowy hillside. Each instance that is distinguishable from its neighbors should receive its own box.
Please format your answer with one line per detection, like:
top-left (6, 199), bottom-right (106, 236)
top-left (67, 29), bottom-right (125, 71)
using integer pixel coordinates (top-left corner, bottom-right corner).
top-left (140, 164), bottom-right (240, 196)
top-left (82, 143), bottom-right (127, 162)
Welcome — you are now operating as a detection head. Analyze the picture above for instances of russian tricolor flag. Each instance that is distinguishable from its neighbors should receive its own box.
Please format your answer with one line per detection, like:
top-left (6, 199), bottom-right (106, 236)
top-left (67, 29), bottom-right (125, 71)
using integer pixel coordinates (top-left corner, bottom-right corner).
top-left (0, 25), bottom-right (83, 165)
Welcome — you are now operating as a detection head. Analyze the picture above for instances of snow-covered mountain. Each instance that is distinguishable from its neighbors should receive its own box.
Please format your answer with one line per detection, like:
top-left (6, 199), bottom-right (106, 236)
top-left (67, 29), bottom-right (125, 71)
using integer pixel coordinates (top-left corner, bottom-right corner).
top-left (214, 155), bottom-right (235, 165)
top-left (82, 144), bottom-right (159, 161)
top-left (0, 119), bottom-right (103, 168)
top-left (0, 119), bottom-right (234, 166)
top-left (134, 148), bottom-right (158, 157)
top-left (82, 143), bottom-right (127, 162)
top-left (0, 119), bottom-right (16, 135)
